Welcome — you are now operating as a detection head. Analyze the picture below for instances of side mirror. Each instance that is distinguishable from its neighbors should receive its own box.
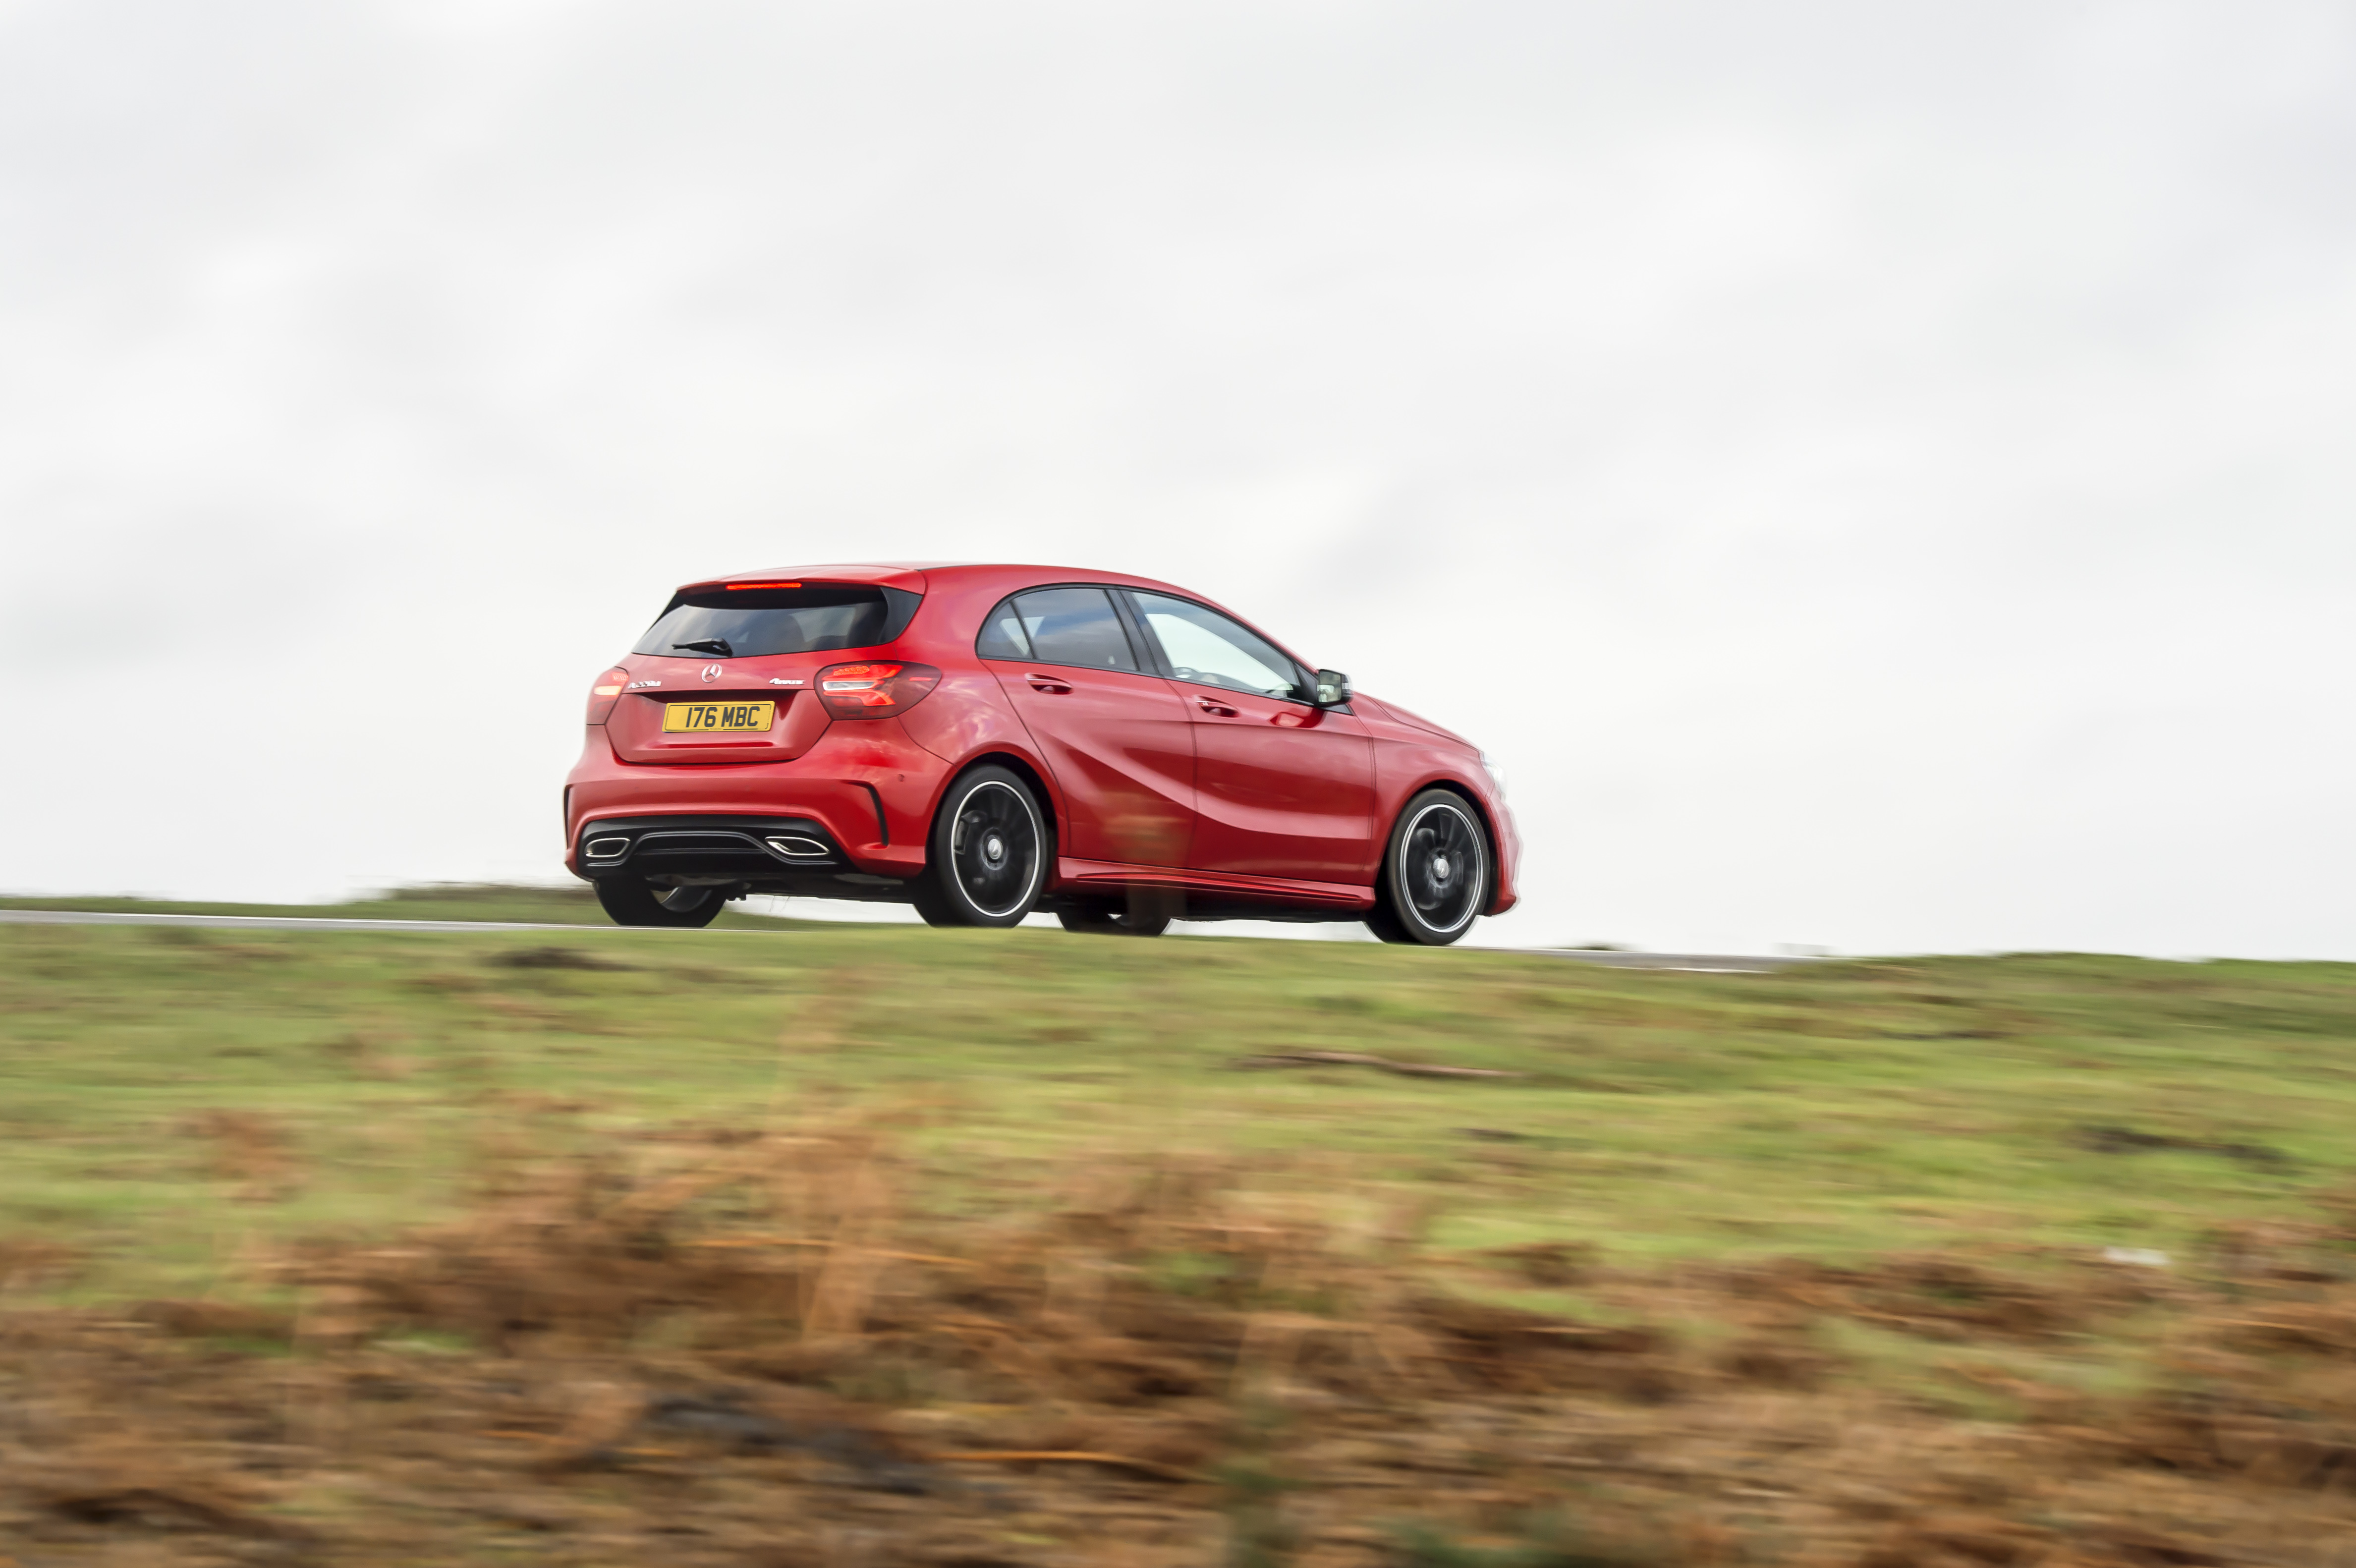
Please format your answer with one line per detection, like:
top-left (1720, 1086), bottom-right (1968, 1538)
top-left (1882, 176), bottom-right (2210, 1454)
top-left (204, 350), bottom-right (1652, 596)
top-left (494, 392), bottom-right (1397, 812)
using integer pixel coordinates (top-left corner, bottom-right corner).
top-left (1312, 669), bottom-right (1352, 708)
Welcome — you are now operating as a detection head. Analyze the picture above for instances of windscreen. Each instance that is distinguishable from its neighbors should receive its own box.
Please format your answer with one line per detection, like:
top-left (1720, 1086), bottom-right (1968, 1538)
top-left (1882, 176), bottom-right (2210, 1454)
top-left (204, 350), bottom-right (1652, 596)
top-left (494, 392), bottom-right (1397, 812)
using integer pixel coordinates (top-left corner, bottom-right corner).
top-left (633, 585), bottom-right (920, 659)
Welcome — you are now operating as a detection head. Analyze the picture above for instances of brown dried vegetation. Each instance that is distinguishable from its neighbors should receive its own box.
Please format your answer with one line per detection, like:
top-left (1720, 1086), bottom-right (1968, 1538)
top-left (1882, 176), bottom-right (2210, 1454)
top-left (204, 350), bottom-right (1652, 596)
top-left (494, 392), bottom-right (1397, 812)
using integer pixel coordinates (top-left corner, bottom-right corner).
top-left (6, 1132), bottom-right (2356, 1566)
top-left (179, 1110), bottom-right (307, 1203)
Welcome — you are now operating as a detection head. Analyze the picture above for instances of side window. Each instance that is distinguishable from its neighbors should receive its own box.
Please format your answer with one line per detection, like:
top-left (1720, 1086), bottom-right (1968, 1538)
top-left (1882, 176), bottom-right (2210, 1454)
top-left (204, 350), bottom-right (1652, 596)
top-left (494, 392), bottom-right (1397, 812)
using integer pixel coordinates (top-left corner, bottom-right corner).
top-left (1010, 587), bottom-right (1139, 672)
top-left (975, 597), bottom-right (1032, 660)
top-left (1129, 592), bottom-right (1306, 701)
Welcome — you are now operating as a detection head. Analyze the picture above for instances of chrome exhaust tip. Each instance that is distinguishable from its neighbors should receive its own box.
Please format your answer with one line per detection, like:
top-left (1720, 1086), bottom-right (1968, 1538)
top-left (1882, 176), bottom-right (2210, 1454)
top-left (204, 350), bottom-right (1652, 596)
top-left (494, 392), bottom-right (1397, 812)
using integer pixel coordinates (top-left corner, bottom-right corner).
top-left (765, 835), bottom-right (830, 858)
top-left (584, 835), bottom-right (631, 860)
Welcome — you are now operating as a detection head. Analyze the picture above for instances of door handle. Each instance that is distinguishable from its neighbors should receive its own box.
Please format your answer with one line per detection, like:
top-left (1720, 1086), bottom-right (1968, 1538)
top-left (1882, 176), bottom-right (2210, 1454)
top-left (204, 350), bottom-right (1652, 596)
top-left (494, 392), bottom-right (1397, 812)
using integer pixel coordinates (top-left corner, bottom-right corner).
top-left (1196, 697), bottom-right (1239, 717)
top-left (1026, 673), bottom-right (1073, 693)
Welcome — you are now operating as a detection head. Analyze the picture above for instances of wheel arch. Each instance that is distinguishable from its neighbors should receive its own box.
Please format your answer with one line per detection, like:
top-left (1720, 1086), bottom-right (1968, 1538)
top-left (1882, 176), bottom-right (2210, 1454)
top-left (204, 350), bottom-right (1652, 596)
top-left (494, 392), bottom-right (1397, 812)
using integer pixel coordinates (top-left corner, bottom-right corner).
top-left (1390, 772), bottom-right (1508, 918)
top-left (928, 748), bottom-right (1063, 862)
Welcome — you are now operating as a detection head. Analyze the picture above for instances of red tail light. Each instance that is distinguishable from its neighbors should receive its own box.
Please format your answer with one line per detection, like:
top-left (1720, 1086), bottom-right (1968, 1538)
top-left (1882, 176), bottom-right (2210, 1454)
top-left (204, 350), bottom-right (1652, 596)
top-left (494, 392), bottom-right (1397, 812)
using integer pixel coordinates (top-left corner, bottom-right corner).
top-left (586, 666), bottom-right (631, 724)
top-left (815, 661), bottom-right (940, 719)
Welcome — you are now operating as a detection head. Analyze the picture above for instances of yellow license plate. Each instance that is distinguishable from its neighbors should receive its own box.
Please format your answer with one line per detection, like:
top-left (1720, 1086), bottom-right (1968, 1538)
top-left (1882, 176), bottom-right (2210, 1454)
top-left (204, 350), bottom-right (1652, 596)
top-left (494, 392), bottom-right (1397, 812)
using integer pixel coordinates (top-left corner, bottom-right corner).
top-left (661, 701), bottom-right (776, 733)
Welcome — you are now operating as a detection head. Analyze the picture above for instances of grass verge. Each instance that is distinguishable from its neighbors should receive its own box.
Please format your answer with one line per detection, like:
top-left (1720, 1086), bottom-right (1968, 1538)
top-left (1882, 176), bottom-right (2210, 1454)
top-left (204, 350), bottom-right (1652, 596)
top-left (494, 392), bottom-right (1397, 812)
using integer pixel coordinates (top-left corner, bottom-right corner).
top-left (3, 922), bottom-right (2355, 1561)
top-left (0, 880), bottom-right (820, 927)
top-left (4, 922), bottom-right (2351, 1291)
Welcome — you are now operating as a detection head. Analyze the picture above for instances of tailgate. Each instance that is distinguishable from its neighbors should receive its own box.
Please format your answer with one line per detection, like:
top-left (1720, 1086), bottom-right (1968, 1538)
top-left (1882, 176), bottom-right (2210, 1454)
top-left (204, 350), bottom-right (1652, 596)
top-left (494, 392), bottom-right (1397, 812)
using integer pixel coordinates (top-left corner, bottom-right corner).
top-left (604, 657), bottom-right (832, 764)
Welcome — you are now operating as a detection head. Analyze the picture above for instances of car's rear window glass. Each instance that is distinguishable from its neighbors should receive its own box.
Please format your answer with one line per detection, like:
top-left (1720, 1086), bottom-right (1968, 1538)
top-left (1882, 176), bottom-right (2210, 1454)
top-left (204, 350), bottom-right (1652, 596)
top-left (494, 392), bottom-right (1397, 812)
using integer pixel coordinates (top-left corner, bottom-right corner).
top-left (1008, 587), bottom-right (1138, 671)
top-left (633, 585), bottom-right (919, 659)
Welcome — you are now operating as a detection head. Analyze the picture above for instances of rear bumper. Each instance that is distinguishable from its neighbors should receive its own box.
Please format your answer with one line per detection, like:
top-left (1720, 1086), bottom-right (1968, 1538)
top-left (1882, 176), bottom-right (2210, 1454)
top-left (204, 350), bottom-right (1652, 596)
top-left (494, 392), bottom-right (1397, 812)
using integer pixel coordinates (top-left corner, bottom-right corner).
top-left (571, 813), bottom-right (918, 900)
top-left (563, 720), bottom-right (945, 882)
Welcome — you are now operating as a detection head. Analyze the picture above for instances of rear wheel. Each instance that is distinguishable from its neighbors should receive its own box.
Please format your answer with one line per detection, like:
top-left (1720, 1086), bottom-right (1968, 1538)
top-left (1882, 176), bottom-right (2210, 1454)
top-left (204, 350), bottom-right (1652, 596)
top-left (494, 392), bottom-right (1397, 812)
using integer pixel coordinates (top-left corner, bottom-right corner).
top-left (917, 765), bottom-right (1050, 928)
top-left (1365, 789), bottom-right (1489, 947)
top-left (1055, 889), bottom-right (1174, 938)
top-left (594, 878), bottom-right (728, 929)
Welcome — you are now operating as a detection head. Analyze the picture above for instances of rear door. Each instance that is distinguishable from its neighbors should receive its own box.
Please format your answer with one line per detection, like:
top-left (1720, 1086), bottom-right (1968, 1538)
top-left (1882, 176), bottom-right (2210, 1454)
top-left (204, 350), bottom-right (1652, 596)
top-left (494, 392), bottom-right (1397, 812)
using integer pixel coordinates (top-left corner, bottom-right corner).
top-left (1123, 591), bottom-right (1374, 884)
top-left (980, 586), bottom-right (1196, 868)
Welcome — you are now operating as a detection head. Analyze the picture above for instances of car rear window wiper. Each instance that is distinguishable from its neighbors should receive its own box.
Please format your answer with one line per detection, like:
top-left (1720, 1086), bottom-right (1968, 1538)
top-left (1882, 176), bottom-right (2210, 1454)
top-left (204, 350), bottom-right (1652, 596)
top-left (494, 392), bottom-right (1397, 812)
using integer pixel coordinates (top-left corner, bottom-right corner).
top-left (673, 638), bottom-right (733, 656)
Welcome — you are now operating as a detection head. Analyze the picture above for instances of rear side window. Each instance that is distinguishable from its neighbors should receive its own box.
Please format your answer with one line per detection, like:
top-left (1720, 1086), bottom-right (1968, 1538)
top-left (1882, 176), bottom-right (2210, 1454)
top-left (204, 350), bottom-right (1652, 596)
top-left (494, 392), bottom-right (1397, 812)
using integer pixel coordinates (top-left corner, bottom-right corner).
top-left (979, 587), bottom-right (1139, 671)
top-left (976, 599), bottom-right (1031, 660)
top-left (634, 585), bottom-right (920, 659)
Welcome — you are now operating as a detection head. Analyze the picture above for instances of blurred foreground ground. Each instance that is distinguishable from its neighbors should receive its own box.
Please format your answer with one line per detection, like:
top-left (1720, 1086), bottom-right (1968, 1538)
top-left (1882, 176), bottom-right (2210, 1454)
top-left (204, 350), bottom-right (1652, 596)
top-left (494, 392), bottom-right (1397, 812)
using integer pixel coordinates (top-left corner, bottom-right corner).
top-left (0, 882), bottom-right (729, 927)
top-left (2, 917), bottom-right (2354, 1563)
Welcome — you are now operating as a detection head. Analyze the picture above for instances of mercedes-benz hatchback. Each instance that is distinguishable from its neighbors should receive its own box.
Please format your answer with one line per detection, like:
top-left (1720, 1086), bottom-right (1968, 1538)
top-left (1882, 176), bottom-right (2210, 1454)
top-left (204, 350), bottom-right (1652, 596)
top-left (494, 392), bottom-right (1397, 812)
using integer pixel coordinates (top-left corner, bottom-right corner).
top-left (565, 563), bottom-right (1518, 944)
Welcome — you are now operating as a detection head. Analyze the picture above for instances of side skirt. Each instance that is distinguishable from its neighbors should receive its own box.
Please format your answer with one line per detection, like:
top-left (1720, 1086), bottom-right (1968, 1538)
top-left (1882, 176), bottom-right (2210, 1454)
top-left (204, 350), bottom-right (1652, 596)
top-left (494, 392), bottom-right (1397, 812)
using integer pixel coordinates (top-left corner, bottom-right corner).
top-left (1049, 857), bottom-right (1377, 916)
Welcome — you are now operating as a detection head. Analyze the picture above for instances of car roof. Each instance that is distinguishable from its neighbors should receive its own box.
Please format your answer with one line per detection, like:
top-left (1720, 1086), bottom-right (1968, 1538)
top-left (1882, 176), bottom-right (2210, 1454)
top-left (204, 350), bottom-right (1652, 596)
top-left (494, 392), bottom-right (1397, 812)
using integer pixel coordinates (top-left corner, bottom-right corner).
top-left (679, 561), bottom-right (1202, 600)
top-left (673, 562), bottom-right (1308, 668)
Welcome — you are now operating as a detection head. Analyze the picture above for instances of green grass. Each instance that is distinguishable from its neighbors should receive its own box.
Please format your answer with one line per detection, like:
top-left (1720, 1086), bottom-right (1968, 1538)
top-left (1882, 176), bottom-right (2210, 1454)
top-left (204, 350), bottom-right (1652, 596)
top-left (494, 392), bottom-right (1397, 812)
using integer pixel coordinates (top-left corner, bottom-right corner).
top-left (0, 880), bottom-right (822, 927)
top-left (3, 919), bottom-right (2353, 1302)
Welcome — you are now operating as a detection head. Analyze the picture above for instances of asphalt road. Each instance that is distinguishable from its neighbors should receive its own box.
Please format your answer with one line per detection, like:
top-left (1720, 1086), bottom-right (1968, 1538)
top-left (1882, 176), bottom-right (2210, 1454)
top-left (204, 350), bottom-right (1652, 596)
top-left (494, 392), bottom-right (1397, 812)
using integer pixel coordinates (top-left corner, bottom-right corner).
top-left (0, 906), bottom-right (1812, 969)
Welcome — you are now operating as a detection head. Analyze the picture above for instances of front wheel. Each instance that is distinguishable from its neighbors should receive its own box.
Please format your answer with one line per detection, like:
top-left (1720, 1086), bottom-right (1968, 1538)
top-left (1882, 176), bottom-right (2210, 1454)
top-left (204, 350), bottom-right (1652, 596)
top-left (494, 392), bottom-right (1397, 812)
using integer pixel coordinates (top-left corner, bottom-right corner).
top-left (595, 878), bottom-right (728, 929)
top-left (1365, 789), bottom-right (1490, 947)
top-left (915, 765), bottom-right (1051, 928)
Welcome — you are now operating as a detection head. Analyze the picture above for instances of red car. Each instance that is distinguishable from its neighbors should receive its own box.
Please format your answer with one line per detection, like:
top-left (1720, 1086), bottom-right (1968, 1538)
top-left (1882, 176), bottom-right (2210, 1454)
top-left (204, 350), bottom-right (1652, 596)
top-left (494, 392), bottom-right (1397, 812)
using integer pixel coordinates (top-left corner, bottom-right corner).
top-left (565, 563), bottom-right (1518, 944)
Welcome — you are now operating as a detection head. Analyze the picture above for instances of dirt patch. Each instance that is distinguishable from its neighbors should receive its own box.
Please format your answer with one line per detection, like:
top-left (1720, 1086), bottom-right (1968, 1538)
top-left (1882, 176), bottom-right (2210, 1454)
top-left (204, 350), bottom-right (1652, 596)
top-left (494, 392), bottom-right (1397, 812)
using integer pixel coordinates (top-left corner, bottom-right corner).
top-left (1735, 1252), bottom-right (2093, 1340)
top-left (1230, 1049), bottom-right (1529, 1080)
top-left (2072, 1123), bottom-right (2293, 1168)
top-left (178, 1108), bottom-right (304, 1201)
top-left (487, 946), bottom-right (639, 973)
top-left (0, 1236), bottom-right (84, 1292)
top-left (6, 1133), bottom-right (2356, 1565)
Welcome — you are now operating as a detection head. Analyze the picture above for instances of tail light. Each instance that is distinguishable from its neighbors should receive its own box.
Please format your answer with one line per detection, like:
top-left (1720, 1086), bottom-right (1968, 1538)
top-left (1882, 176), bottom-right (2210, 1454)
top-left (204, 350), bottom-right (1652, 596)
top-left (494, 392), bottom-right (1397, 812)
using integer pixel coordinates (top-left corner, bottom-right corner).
top-left (814, 661), bottom-right (940, 719)
top-left (585, 666), bottom-right (631, 724)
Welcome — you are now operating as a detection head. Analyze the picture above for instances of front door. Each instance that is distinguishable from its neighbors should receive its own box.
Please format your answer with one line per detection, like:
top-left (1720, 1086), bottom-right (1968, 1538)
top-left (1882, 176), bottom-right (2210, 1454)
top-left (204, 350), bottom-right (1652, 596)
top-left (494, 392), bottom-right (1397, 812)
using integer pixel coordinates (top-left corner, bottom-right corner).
top-left (1124, 591), bottom-right (1374, 884)
top-left (981, 586), bottom-right (1196, 868)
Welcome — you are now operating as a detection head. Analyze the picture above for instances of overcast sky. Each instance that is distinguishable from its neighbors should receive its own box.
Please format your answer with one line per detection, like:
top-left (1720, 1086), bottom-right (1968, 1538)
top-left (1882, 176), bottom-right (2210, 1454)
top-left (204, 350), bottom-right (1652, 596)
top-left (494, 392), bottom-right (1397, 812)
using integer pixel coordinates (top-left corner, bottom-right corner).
top-left (3, 0), bottom-right (2351, 956)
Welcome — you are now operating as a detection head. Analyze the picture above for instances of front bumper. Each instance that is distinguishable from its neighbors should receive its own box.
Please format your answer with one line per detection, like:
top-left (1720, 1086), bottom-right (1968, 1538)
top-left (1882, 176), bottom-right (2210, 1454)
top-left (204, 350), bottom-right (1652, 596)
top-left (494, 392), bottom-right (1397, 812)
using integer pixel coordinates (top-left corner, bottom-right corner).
top-left (1486, 797), bottom-right (1522, 916)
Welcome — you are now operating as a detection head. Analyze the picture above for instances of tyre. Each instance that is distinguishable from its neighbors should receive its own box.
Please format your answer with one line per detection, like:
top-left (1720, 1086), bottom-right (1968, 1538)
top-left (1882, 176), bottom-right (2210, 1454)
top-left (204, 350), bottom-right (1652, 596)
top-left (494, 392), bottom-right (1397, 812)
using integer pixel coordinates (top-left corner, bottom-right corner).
top-left (918, 764), bottom-right (1051, 928)
top-left (595, 877), bottom-right (728, 928)
top-left (1365, 789), bottom-right (1490, 947)
top-left (1362, 899), bottom-right (1414, 945)
top-left (1055, 887), bottom-right (1175, 937)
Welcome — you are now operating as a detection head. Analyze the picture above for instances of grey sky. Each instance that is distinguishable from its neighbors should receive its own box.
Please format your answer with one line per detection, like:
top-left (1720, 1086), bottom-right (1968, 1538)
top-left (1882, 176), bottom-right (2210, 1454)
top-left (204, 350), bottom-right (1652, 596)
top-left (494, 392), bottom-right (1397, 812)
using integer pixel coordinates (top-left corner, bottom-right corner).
top-left (3, 0), bottom-right (2351, 955)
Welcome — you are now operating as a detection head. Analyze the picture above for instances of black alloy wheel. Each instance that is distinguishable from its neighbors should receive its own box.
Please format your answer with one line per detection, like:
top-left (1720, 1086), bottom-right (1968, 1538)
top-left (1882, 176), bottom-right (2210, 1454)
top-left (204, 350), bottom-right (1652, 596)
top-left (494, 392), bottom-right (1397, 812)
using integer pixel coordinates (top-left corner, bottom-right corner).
top-left (595, 877), bottom-right (729, 929)
top-left (1055, 887), bottom-right (1176, 938)
top-left (1365, 789), bottom-right (1490, 947)
top-left (914, 764), bottom-right (1050, 928)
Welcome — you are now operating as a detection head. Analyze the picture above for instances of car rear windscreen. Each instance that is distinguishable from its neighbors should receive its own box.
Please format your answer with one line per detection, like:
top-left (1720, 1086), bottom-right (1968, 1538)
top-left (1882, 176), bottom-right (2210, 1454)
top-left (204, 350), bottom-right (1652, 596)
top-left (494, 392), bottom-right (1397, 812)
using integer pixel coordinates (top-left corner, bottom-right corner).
top-left (633, 585), bottom-right (921, 660)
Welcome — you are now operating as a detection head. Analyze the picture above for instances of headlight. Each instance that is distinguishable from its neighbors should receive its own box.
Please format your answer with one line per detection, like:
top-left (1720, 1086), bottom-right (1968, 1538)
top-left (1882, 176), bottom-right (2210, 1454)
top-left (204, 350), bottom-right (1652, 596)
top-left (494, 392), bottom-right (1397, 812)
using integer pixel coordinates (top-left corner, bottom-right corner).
top-left (1479, 751), bottom-right (1507, 798)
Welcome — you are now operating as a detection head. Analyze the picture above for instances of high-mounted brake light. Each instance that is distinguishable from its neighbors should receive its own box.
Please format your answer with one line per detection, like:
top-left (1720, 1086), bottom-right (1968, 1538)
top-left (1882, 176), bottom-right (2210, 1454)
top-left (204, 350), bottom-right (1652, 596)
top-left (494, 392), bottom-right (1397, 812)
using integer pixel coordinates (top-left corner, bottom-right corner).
top-left (814, 661), bottom-right (941, 719)
top-left (726, 581), bottom-right (802, 590)
top-left (585, 666), bottom-right (631, 724)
